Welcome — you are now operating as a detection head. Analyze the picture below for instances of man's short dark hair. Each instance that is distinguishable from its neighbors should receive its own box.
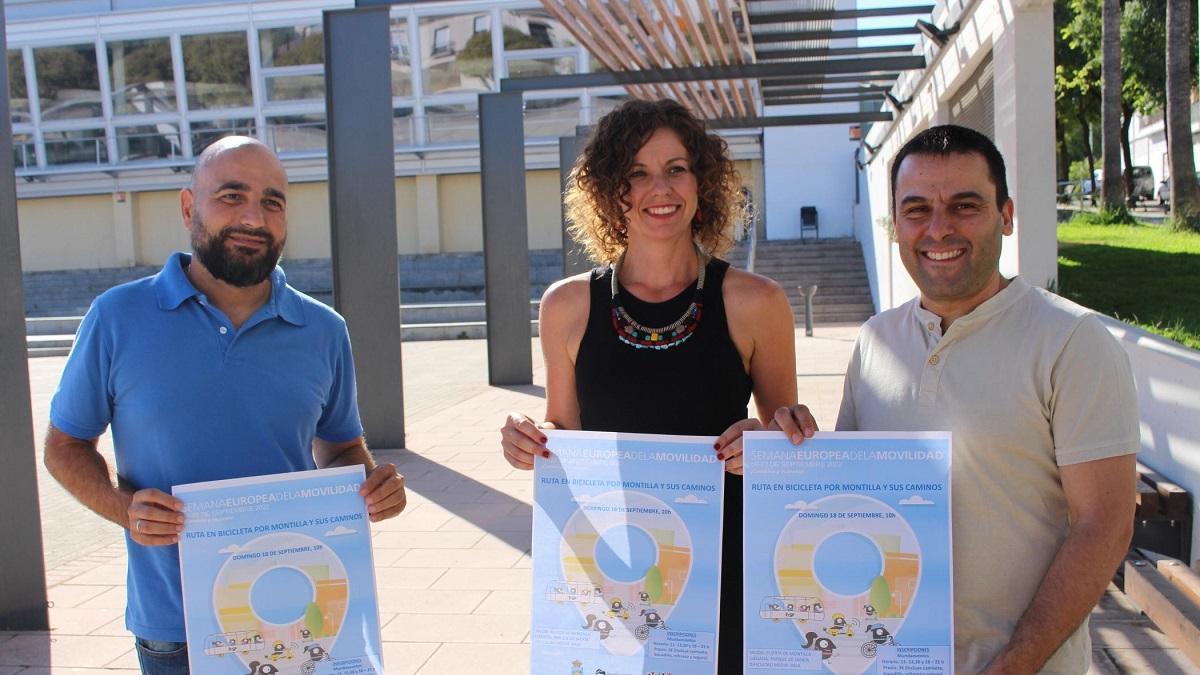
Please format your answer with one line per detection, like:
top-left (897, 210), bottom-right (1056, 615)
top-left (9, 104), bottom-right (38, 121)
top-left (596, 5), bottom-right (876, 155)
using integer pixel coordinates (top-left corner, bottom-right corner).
top-left (889, 125), bottom-right (1009, 210)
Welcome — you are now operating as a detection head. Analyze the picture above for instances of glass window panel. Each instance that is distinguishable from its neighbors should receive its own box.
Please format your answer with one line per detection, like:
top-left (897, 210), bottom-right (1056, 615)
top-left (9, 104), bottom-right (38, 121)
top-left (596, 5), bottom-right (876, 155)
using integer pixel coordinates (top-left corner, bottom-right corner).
top-left (8, 50), bottom-right (30, 122)
top-left (107, 38), bottom-right (175, 115)
top-left (44, 128), bottom-right (108, 165)
top-left (266, 113), bottom-right (326, 153)
top-left (433, 28), bottom-right (451, 54)
top-left (265, 74), bottom-right (324, 102)
top-left (420, 14), bottom-right (493, 94)
top-left (260, 25), bottom-right (324, 68)
top-left (12, 132), bottom-right (34, 169)
top-left (389, 18), bottom-right (412, 97)
top-left (524, 97), bottom-right (581, 138)
top-left (182, 32), bottom-right (252, 110)
top-left (473, 15), bottom-right (489, 33)
top-left (34, 44), bottom-right (102, 122)
top-left (425, 100), bottom-right (478, 144)
top-left (393, 107), bottom-right (414, 146)
top-left (116, 125), bottom-right (182, 162)
top-left (501, 9), bottom-right (574, 49)
top-left (190, 118), bottom-right (257, 155)
top-left (507, 55), bottom-right (574, 78)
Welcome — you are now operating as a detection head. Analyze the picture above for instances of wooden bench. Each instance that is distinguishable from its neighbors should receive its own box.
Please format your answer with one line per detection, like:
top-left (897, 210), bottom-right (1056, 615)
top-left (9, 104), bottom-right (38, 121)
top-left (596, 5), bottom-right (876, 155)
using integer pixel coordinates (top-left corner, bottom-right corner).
top-left (1133, 462), bottom-right (1192, 564)
top-left (1124, 549), bottom-right (1200, 667)
top-left (1117, 465), bottom-right (1197, 667)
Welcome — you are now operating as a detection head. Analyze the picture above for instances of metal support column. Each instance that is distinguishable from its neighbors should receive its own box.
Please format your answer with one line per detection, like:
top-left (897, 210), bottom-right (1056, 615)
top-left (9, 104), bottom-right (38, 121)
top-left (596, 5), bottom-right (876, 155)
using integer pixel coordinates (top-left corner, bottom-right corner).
top-left (559, 133), bottom-right (591, 277)
top-left (480, 91), bottom-right (533, 385)
top-left (0, 7), bottom-right (50, 630)
top-left (325, 7), bottom-right (405, 447)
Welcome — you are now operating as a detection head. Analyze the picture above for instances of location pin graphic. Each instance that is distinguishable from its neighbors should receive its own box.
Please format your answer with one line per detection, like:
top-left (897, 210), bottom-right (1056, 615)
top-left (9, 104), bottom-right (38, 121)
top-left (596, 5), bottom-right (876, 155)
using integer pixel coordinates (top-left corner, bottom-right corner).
top-left (211, 532), bottom-right (349, 675)
top-left (771, 494), bottom-right (921, 675)
top-left (557, 490), bottom-right (693, 658)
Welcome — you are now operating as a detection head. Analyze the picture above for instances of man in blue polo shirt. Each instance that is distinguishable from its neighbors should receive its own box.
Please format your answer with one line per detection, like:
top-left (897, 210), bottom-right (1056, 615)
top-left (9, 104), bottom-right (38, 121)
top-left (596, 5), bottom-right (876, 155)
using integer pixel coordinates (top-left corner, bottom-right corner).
top-left (44, 136), bottom-right (406, 674)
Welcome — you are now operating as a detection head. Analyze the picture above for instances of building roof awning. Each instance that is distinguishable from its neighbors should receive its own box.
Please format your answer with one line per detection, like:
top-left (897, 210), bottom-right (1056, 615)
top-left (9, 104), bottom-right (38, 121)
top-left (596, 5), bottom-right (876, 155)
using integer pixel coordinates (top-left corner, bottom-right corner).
top-left (532, 0), bottom-right (938, 122)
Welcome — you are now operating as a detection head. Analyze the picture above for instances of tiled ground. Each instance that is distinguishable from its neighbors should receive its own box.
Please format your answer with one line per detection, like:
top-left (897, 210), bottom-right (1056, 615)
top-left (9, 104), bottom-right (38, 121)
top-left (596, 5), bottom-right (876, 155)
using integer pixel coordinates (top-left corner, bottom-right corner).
top-left (4, 327), bottom-right (1194, 673)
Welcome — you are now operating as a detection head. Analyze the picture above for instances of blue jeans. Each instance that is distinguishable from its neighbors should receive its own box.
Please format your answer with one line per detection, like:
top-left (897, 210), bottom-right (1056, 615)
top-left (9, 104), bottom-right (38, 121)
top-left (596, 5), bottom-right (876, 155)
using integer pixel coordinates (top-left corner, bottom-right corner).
top-left (134, 638), bottom-right (189, 675)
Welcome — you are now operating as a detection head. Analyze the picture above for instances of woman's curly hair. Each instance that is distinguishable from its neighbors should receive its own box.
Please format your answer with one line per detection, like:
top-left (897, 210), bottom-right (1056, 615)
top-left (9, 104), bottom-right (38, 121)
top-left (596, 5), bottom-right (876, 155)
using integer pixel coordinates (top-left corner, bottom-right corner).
top-left (564, 99), bottom-right (742, 264)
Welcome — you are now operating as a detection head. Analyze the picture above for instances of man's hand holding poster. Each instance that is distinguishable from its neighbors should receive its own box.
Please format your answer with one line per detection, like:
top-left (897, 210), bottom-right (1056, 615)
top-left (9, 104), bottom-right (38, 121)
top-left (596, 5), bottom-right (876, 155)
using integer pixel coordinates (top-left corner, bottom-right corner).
top-left (743, 432), bottom-right (953, 674)
top-left (174, 465), bottom-right (383, 675)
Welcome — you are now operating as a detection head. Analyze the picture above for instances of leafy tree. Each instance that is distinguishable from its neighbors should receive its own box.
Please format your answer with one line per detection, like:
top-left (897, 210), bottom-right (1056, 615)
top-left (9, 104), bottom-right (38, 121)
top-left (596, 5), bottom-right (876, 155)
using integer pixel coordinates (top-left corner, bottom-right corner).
top-left (1101, 0), bottom-right (1125, 209)
top-left (183, 35), bottom-right (250, 85)
top-left (1058, 0), bottom-right (1102, 187)
top-left (266, 30), bottom-right (323, 67)
top-left (120, 40), bottom-right (172, 83)
top-left (1058, 0), bottom-right (1196, 204)
top-left (458, 28), bottom-right (545, 88)
top-left (33, 47), bottom-right (99, 99)
top-left (1166, 0), bottom-right (1200, 229)
top-left (1119, 0), bottom-right (1166, 200)
top-left (182, 35), bottom-right (251, 108)
top-left (7, 51), bottom-right (26, 101)
top-left (1121, 0), bottom-right (1168, 115)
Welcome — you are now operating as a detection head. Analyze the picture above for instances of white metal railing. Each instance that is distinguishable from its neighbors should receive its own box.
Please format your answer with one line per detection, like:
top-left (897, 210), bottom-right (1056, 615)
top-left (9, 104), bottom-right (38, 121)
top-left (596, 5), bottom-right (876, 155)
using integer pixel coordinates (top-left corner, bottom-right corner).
top-left (43, 136), bottom-right (106, 166)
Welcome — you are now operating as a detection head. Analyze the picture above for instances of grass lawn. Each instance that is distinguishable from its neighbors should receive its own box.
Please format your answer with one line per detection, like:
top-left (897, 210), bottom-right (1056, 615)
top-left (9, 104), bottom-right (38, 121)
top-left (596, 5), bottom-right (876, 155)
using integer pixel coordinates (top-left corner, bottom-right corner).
top-left (1056, 220), bottom-right (1200, 350)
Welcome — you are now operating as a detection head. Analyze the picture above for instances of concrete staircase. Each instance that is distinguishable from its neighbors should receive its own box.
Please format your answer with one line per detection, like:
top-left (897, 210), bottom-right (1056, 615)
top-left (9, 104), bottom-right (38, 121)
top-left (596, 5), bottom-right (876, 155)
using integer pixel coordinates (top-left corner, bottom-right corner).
top-left (25, 301), bottom-right (542, 358)
top-left (21, 251), bottom-right (562, 357)
top-left (22, 240), bottom-right (877, 357)
top-left (726, 237), bottom-right (876, 324)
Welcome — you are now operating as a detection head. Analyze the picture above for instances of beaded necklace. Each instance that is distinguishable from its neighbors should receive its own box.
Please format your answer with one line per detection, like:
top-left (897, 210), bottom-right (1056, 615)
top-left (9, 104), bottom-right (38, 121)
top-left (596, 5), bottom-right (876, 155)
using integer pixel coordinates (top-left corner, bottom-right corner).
top-left (610, 244), bottom-right (708, 350)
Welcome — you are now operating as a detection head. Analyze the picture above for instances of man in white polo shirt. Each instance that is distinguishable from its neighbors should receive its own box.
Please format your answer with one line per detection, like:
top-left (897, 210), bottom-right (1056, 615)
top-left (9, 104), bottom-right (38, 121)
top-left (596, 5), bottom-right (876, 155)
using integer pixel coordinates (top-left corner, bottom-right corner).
top-left (777, 125), bottom-right (1138, 673)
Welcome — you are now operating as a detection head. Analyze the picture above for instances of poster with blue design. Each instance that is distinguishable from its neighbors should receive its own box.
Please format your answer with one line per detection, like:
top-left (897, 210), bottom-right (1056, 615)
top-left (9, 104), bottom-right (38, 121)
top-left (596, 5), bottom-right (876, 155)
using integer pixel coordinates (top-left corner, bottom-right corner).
top-left (532, 430), bottom-right (725, 675)
top-left (742, 431), bottom-right (953, 674)
top-left (174, 465), bottom-right (383, 675)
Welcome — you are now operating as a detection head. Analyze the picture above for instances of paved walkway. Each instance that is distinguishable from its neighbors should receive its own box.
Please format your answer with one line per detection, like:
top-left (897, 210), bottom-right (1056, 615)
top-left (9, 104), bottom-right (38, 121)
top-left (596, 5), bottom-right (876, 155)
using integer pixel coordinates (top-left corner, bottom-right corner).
top-left (2, 327), bottom-right (1195, 673)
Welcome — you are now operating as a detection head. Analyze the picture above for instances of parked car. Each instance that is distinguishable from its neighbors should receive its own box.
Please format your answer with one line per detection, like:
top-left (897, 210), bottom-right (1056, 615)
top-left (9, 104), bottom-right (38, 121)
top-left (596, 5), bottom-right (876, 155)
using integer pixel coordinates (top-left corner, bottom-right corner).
top-left (1056, 180), bottom-right (1080, 204)
top-left (1130, 166), bottom-right (1155, 202)
top-left (1155, 171), bottom-right (1200, 207)
top-left (1080, 169), bottom-right (1102, 204)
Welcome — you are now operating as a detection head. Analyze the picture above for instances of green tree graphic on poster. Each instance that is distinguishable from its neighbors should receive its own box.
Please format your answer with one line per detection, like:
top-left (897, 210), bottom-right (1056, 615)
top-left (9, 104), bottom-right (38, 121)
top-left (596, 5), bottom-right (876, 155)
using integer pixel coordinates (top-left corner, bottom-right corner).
top-left (304, 602), bottom-right (325, 637)
top-left (644, 565), bottom-right (664, 603)
top-left (870, 575), bottom-right (892, 616)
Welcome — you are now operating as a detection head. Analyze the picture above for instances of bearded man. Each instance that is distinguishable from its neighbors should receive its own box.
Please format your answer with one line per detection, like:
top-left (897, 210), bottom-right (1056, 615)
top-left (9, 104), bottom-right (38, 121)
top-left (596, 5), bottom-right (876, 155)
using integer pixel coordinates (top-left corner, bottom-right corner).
top-left (44, 136), bottom-right (406, 674)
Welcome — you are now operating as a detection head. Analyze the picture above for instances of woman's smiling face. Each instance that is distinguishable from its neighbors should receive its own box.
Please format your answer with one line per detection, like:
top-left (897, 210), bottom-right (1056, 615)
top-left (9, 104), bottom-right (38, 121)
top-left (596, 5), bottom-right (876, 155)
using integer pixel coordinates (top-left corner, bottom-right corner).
top-left (622, 127), bottom-right (699, 245)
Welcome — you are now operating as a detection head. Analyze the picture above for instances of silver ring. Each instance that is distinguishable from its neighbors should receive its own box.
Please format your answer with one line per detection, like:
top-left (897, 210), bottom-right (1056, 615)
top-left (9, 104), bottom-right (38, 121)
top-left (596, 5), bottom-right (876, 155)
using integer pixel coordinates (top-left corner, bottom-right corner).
top-left (135, 519), bottom-right (142, 534)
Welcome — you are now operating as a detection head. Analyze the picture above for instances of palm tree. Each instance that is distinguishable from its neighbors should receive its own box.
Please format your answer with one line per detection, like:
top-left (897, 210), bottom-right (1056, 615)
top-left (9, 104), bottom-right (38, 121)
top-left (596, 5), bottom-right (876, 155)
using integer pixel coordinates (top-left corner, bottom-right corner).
top-left (1101, 0), bottom-right (1125, 210)
top-left (1166, 0), bottom-right (1199, 229)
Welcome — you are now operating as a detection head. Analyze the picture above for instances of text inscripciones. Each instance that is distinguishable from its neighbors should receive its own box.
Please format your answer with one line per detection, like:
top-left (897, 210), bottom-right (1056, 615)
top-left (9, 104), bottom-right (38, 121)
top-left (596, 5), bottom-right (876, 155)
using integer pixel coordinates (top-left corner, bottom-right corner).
top-left (554, 447), bottom-right (718, 463)
top-left (747, 449), bottom-right (946, 462)
top-left (182, 482), bottom-right (361, 513)
top-left (229, 545), bottom-right (321, 561)
top-left (540, 477), bottom-right (717, 491)
top-left (185, 512), bottom-right (363, 539)
top-left (750, 482), bottom-right (943, 492)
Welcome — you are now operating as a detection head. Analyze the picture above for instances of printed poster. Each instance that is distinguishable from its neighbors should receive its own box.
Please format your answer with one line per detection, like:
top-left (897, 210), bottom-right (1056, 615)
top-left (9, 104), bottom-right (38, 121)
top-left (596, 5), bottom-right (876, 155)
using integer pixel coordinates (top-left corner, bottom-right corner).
top-left (532, 430), bottom-right (725, 675)
top-left (743, 431), bottom-right (953, 674)
top-left (174, 465), bottom-right (383, 675)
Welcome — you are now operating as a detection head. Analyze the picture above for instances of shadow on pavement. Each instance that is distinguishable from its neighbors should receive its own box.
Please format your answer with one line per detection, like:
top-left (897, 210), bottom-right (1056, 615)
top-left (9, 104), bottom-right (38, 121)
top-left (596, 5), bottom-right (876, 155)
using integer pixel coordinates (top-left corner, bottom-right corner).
top-left (374, 448), bottom-right (532, 554)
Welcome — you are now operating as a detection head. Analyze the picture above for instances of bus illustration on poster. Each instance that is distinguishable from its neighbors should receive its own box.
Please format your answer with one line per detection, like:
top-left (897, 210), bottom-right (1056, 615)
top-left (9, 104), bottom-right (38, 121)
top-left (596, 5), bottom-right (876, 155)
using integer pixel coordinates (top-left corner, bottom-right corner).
top-left (174, 465), bottom-right (383, 675)
top-left (532, 430), bottom-right (725, 675)
top-left (743, 431), bottom-right (953, 674)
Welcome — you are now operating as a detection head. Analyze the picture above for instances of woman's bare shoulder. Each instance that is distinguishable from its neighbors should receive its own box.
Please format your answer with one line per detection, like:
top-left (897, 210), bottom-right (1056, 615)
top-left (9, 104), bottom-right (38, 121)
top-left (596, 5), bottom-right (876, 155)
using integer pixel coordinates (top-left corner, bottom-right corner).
top-left (540, 271), bottom-right (595, 329)
top-left (722, 266), bottom-right (789, 312)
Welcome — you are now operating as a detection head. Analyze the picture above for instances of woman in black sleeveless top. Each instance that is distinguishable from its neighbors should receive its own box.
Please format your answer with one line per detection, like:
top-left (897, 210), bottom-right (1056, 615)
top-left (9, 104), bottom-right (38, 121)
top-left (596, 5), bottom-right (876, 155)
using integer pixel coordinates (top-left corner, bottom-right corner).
top-left (501, 99), bottom-right (815, 673)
